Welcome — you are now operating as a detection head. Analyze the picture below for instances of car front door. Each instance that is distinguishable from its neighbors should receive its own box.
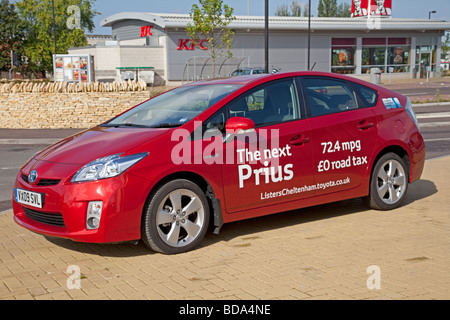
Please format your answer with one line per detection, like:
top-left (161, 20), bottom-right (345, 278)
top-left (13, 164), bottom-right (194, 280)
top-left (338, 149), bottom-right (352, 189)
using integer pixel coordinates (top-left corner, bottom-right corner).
top-left (301, 76), bottom-right (378, 196)
top-left (204, 78), bottom-right (315, 213)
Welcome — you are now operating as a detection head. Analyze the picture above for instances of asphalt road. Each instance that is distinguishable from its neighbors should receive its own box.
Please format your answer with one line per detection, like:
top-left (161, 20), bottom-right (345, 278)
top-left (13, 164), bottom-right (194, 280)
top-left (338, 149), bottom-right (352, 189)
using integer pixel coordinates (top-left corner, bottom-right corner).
top-left (394, 84), bottom-right (450, 99)
top-left (0, 145), bottom-right (45, 212)
top-left (1, 103), bottom-right (449, 212)
top-left (415, 104), bottom-right (450, 159)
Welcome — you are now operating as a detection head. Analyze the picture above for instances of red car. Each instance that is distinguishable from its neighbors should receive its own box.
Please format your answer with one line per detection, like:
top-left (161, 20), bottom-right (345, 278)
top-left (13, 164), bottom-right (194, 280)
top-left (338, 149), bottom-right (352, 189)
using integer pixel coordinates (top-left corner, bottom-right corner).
top-left (13, 72), bottom-right (425, 254)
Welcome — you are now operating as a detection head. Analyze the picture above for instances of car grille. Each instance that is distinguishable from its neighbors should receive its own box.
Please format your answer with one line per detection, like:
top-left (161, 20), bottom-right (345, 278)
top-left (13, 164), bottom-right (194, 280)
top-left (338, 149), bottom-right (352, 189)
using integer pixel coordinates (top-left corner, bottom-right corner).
top-left (23, 207), bottom-right (65, 227)
top-left (21, 174), bottom-right (61, 187)
top-left (36, 179), bottom-right (61, 186)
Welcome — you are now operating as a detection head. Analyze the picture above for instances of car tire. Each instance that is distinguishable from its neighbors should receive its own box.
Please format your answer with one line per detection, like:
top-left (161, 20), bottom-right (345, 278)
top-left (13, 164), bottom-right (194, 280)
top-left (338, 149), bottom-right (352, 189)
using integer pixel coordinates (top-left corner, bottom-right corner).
top-left (141, 179), bottom-right (210, 254)
top-left (364, 153), bottom-right (409, 210)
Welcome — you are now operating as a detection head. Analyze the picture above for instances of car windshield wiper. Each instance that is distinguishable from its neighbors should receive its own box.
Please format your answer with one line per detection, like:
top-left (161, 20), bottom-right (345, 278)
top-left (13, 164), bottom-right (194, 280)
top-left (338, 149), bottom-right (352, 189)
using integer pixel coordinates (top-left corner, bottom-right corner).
top-left (149, 123), bottom-right (183, 128)
top-left (101, 123), bottom-right (153, 128)
top-left (101, 122), bottom-right (184, 129)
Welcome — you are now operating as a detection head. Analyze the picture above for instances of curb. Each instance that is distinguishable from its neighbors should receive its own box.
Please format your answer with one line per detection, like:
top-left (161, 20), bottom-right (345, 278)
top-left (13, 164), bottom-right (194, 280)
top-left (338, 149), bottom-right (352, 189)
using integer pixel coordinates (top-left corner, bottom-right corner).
top-left (0, 209), bottom-right (10, 215)
top-left (412, 101), bottom-right (450, 107)
top-left (0, 139), bottom-right (60, 145)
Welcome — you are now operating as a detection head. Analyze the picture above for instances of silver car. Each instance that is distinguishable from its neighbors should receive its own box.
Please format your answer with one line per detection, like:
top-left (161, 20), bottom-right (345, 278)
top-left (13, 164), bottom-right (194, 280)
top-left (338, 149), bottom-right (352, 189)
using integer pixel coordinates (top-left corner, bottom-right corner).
top-left (230, 67), bottom-right (266, 76)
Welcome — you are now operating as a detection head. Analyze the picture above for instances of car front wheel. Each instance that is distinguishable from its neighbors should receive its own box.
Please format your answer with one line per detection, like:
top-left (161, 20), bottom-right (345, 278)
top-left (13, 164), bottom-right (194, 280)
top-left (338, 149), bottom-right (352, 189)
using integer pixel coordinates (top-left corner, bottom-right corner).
top-left (364, 153), bottom-right (409, 210)
top-left (141, 179), bottom-right (210, 254)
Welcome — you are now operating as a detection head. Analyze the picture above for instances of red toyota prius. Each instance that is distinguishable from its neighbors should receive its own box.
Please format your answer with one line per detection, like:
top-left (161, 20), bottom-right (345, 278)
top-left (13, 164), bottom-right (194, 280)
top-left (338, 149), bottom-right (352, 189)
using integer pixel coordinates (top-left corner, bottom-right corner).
top-left (12, 72), bottom-right (425, 254)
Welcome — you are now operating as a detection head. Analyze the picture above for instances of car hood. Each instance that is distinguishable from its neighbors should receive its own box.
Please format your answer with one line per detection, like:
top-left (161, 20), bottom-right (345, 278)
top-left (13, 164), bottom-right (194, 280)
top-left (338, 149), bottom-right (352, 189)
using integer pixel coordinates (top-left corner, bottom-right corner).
top-left (33, 126), bottom-right (169, 165)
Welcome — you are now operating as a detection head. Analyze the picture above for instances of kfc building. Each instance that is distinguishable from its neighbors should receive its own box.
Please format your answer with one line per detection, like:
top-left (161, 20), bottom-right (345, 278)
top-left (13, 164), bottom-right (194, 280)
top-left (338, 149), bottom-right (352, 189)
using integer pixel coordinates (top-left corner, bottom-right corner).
top-left (69, 2), bottom-right (450, 85)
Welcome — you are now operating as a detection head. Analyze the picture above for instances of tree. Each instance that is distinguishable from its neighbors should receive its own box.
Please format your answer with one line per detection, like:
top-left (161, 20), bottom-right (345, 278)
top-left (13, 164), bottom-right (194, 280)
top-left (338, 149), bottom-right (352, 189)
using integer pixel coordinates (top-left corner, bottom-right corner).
top-left (275, 3), bottom-right (290, 16)
top-left (186, 0), bottom-right (235, 79)
top-left (0, 0), bottom-right (26, 71)
top-left (318, 0), bottom-right (338, 17)
top-left (15, 0), bottom-right (99, 74)
top-left (290, 1), bottom-right (303, 17)
top-left (318, 0), bottom-right (351, 17)
top-left (336, 2), bottom-right (351, 17)
top-left (275, 1), bottom-right (306, 17)
top-left (303, 3), bottom-right (310, 17)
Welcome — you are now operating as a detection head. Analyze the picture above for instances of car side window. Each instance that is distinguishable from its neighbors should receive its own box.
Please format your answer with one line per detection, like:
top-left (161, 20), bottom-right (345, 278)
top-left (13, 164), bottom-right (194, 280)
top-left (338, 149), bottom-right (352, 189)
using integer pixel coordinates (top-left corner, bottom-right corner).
top-left (303, 78), bottom-right (358, 117)
top-left (350, 82), bottom-right (378, 107)
top-left (227, 78), bottom-right (300, 127)
top-left (204, 111), bottom-right (226, 133)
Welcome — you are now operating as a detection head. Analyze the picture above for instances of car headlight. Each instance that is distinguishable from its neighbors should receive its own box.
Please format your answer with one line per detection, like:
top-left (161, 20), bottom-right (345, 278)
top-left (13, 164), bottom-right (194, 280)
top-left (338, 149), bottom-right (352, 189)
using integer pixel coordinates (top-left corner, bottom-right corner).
top-left (71, 152), bottom-right (148, 183)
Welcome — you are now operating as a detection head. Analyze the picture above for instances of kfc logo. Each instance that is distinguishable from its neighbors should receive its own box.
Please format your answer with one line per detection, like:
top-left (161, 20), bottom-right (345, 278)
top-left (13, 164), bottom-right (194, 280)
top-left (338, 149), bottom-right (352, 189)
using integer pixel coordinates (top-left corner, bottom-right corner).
top-left (177, 39), bottom-right (209, 51)
top-left (352, 0), bottom-right (368, 17)
top-left (140, 25), bottom-right (153, 37)
top-left (370, 0), bottom-right (391, 16)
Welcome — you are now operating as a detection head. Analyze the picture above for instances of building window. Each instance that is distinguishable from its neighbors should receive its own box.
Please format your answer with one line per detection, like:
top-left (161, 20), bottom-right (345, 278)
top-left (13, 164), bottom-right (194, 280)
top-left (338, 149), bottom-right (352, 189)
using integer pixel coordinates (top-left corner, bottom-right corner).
top-left (387, 38), bottom-right (411, 73)
top-left (361, 37), bottom-right (411, 74)
top-left (361, 38), bottom-right (386, 74)
top-left (331, 38), bottom-right (356, 75)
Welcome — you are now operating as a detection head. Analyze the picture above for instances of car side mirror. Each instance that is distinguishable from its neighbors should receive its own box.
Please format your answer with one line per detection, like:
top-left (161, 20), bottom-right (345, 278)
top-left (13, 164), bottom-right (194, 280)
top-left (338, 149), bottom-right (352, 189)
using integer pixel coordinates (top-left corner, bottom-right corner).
top-left (223, 117), bottom-right (256, 143)
top-left (225, 117), bottom-right (255, 134)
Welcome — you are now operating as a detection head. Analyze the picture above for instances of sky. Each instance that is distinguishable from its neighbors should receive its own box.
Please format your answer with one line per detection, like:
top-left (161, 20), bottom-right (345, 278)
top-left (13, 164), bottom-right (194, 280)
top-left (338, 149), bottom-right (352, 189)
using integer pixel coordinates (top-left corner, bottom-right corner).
top-left (90, 0), bottom-right (450, 35)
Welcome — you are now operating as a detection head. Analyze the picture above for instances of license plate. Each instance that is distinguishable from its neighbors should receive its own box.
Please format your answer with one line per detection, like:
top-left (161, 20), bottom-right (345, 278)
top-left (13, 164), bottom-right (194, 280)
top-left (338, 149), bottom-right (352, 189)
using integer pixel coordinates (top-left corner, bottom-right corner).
top-left (15, 188), bottom-right (44, 209)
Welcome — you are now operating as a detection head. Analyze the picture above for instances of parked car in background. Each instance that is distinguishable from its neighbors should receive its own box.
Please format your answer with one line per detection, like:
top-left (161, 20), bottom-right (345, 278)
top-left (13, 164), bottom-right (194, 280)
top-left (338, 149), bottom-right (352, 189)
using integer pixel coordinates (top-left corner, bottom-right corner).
top-left (230, 67), bottom-right (266, 76)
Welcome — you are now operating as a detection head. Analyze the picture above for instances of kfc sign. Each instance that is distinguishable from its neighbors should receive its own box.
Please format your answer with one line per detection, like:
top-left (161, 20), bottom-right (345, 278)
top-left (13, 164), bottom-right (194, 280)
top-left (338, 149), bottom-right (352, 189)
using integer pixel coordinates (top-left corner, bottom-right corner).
top-left (140, 25), bottom-right (153, 37)
top-left (177, 39), bottom-right (209, 51)
top-left (352, 0), bottom-right (369, 17)
top-left (352, 0), bottom-right (391, 17)
top-left (370, 0), bottom-right (391, 16)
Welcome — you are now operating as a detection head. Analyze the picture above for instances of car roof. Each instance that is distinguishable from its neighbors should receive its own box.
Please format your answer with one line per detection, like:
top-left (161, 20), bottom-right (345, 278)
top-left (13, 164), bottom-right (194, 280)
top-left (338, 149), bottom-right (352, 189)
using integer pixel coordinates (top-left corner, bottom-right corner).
top-left (185, 74), bottom-right (269, 86)
top-left (185, 71), bottom-right (373, 87)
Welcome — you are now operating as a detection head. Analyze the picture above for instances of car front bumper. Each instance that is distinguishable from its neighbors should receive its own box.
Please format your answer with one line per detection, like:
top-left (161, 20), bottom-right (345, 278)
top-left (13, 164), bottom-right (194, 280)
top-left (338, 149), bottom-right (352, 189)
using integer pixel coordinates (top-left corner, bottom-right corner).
top-left (12, 170), bottom-right (149, 244)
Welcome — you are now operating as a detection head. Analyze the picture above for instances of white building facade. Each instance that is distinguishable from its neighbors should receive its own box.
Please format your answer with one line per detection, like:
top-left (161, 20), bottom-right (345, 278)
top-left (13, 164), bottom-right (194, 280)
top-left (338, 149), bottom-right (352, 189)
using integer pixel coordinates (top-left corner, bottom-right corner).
top-left (68, 12), bottom-right (450, 85)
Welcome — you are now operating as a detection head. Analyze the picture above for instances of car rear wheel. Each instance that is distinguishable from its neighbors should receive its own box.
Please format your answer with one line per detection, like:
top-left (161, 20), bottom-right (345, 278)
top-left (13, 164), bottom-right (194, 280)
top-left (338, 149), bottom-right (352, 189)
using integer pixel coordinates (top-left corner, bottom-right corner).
top-left (141, 179), bottom-right (210, 254)
top-left (364, 153), bottom-right (409, 210)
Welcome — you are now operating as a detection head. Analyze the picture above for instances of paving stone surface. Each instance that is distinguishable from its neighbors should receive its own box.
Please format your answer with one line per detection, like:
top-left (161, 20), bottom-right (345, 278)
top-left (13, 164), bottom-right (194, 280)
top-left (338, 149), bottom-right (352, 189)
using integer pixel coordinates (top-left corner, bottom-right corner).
top-left (1, 157), bottom-right (449, 300)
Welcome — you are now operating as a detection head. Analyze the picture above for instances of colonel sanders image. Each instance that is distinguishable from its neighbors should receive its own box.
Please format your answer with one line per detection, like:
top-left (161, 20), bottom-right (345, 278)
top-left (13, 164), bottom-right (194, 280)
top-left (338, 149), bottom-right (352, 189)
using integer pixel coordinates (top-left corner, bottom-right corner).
top-left (352, 0), bottom-right (368, 17)
top-left (371, 0), bottom-right (392, 16)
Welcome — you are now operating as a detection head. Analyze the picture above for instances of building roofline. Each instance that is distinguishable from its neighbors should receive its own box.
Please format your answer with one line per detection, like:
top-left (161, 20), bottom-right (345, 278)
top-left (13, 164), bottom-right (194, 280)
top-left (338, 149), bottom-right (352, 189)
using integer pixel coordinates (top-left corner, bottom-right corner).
top-left (101, 12), bottom-right (167, 28)
top-left (101, 12), bottom-right (450, 32)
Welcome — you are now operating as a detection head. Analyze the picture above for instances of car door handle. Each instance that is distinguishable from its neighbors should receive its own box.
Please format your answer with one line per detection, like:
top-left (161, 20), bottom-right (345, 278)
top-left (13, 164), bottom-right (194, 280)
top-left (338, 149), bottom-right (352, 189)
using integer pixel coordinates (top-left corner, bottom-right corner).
top-left (358, 121), bottom-right (374, 130)
top-left (289, 135), bottom-right (310, 146)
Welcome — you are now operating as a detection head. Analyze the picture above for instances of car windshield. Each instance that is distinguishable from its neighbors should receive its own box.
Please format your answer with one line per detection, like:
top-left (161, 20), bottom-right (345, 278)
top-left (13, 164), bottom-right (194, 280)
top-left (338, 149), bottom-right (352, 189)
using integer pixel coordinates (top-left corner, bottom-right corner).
top-left (103, 84), bottom-right (242, 128)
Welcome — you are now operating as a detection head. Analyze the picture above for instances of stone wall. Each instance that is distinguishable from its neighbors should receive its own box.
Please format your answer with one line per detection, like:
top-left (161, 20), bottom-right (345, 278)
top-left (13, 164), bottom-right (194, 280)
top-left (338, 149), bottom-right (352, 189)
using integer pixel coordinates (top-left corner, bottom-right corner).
top-left (0, 91), bottom-right (152, 129)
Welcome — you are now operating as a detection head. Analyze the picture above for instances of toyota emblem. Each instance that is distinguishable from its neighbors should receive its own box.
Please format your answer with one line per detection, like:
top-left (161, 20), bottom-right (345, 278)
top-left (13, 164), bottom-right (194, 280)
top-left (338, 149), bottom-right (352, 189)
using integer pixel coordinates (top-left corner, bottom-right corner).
top-left (29, 170), bottom-right (38, 184)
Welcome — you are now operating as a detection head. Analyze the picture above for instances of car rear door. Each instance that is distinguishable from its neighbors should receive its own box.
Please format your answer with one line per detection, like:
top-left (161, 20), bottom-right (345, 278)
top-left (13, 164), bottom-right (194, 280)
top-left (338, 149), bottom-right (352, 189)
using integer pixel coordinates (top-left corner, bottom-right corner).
top-left (300, 76), bottom-right (379, 196)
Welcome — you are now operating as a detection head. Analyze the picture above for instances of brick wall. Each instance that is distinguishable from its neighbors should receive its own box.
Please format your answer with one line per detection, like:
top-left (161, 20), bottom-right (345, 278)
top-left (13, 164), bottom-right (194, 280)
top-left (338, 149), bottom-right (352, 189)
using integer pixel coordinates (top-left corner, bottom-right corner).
top-left (0, 91), bottom-right (152, 129)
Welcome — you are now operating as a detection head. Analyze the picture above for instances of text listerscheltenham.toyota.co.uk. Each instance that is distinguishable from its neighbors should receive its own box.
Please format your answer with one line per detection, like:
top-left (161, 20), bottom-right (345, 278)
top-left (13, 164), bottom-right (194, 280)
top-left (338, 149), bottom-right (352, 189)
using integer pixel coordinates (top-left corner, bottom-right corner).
top-left (260, 178), bottom-right (351, 200)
